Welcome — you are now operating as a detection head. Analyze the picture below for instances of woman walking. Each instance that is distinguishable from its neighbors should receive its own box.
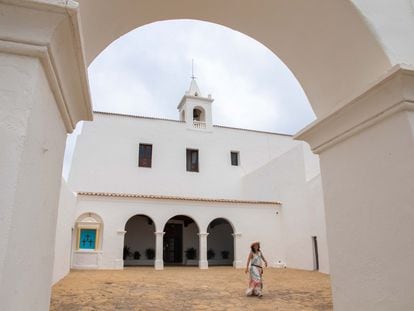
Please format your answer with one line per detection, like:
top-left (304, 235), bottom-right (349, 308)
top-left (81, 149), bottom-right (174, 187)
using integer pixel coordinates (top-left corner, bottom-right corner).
top-left (245, 241), bottom-right (268, 297)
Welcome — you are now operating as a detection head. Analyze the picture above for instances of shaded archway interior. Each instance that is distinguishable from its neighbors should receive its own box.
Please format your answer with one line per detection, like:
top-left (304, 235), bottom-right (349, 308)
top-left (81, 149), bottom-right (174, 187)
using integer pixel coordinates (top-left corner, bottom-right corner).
top-left (77, 0), bottom-right (391, 119)
top-left (124, 215), bottom-right (156, 265)
top-left (207, 218), bottom-right (234, 266)
top-left (163, 215), bottom-right (199, 265)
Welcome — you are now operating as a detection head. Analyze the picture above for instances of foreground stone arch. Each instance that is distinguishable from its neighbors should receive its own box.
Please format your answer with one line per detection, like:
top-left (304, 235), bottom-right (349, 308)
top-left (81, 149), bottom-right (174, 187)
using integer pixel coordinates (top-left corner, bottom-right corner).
top-left (76, 0), bottom-right (391, 117)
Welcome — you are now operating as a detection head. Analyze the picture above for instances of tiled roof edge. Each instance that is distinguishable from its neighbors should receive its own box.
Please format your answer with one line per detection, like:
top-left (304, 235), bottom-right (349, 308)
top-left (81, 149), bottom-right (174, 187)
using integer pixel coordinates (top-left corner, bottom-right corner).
top-left (77, 191), bottom-right (282, 205)
top-left (94, 111), bottom-right (184, 123)
top-left (93, 111), bottom-right (292, 136)
top-left (213, 125), bottom-right (292, 137)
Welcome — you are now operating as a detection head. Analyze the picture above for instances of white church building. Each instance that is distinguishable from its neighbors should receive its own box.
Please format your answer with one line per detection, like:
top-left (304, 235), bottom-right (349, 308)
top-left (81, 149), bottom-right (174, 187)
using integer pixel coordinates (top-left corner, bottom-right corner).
top-left (3, 2), bottom-right (414, 310)
top-left (53, 78), bottom-right (329, 281)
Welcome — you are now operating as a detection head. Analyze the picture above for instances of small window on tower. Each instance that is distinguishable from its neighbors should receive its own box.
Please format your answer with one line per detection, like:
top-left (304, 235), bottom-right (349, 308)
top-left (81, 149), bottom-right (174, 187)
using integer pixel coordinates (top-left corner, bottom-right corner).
top-left (231, 151), bottom-right (240, 166)
top-left (139, 143), bottom-right (152, 168)
top-left (186, 149), bottom-right (199, 172)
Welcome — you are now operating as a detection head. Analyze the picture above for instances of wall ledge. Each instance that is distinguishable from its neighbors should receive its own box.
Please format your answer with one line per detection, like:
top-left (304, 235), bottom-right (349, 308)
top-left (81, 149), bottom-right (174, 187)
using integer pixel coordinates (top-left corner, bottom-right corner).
top-left (295, 65), bottom-right (414, 153)
top-left (0, 0), bottom-right (92, 132)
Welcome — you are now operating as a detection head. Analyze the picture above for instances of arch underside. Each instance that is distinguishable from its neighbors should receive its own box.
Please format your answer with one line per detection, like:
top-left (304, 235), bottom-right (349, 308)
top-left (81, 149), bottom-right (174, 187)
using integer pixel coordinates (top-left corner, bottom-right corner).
top-left (77, 0), bottom-right (391, 119)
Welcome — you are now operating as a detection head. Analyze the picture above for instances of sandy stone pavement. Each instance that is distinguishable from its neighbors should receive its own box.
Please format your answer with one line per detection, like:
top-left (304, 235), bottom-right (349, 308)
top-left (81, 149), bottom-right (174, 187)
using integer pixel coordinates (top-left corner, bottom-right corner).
top-left (50, 267), bottom-right (332, 311)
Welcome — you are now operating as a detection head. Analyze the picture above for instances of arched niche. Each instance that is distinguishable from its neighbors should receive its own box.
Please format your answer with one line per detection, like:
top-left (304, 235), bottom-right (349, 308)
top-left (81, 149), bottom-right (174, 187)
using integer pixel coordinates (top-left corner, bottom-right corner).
top-left (74, 212), bottom-right (104, 251)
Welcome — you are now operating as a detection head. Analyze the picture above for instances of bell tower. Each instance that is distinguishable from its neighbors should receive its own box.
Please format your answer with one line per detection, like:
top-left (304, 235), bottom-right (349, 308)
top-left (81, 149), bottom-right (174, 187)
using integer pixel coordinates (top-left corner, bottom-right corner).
top-left (177, 74), bottom-right (214, 131)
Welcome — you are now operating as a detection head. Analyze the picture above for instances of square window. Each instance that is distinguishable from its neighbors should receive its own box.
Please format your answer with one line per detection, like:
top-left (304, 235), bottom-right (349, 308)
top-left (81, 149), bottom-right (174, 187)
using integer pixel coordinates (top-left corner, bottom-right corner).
top-left (79, 229), bottom-right (97, 250)
top-left (231, 151), bottom-right (239, 166)
top-left (139, 143), bottom-right (152, 168)
top-left (186, 149), bottom-right (199, 172)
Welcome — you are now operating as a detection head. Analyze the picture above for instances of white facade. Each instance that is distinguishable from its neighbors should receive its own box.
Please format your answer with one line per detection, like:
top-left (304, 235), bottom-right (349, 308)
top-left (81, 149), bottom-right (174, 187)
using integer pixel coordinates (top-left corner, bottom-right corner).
top-left (53, 80), bottom-right (330, 276)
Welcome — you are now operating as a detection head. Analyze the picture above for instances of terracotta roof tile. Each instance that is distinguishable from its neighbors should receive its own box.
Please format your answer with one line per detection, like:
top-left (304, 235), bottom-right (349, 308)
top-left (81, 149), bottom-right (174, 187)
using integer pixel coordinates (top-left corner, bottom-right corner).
top-left (77, 191), bottom-right (281, 206)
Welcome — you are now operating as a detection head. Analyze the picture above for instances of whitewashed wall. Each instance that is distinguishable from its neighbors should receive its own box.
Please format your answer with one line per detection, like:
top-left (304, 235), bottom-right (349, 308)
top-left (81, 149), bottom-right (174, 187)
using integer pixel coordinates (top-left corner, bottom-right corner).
top-left (52, 179), bottom-right (77, 284)
top-left (242, 144), bottom-right (329, 273)
top-left (0, 53), bottom-right (68, 310)
top-left (73, 196), bottom-right (282, 269)
top-left (68, 113), bottom-right (299, 200)
top-left (64, 112), bottom-right (327, 273)
top-left (306, 175), bottom-right (329, 274)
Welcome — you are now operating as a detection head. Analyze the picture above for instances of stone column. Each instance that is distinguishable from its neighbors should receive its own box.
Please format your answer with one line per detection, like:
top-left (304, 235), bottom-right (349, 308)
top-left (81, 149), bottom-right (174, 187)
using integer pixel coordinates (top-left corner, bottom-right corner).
top-left (0, 1), bottom-right (92, 310)
top-left (198, 232), bottom-right (209, 269)
top-left (154, 231), bottom-right (165, 270)
top-left (116, 230), bottom-right (127, 269)
top-left (296, 65), bottom-right (414, 311)
top-left (232, 232), bottom-right (243, 268)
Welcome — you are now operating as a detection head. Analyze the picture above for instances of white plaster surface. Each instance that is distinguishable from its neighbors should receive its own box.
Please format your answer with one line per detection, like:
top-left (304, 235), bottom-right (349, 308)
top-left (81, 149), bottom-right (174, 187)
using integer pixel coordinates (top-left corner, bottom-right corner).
top-left (0, 52), bottom-right (67, 311)
top-left (242, 144), bottom-right (329, 273)
top-left (319, 111), bottom-right (414, 311)
top-left (52, 179), bottom-right (77, 284)
top-left (298, 67), bottom-right (414, 310)
top-left (68, 112), bottom-right (299, 199)
top-left (62, 109), bottom-right (329, 273)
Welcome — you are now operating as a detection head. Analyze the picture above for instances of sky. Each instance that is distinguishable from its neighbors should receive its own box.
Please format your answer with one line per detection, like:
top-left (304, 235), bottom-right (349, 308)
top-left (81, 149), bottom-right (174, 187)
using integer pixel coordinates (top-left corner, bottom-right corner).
top-left (62, 19), bottom-right (315, 179)
top-left (88, 19), bottom-right (315, 134)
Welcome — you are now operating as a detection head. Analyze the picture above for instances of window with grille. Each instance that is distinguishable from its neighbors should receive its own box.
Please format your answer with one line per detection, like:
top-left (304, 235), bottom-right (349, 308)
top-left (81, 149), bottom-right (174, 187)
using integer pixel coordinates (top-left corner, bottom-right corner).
top-left (231, 151), bottom-right (240, 166)
top-left (186, 149), bottom-right (199, 172)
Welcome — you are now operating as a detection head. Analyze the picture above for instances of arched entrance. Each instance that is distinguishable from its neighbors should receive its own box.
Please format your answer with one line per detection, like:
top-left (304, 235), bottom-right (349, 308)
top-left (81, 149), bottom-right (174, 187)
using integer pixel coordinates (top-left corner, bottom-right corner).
top-left (207, 218), bottom-right (234, 266)
top-left (163, 215), bottom-right (199, 265)
top-left (124, 215), bottom-right (155, 266)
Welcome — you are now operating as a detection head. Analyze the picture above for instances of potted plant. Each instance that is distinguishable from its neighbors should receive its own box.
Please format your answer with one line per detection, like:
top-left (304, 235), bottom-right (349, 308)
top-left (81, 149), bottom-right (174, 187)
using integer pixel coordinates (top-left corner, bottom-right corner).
top-left (145, 248), bottom-right (155, 260)
top-left (123, 246), bottom-right (131, 260)
top-left (221, 250), bottom-right (230, 259)
top-left (133, 251), bottom-right (141, 260)
top-left (207, 248), bottom-right (215, 260)
top-left (185, 247), bottom-right (197, 260)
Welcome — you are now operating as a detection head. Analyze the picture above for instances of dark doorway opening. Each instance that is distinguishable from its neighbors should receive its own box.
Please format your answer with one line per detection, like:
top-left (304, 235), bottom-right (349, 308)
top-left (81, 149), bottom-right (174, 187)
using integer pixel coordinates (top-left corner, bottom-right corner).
top-left (163, 223), bottom-right (183, 263)
top-left (163, 215), bottom-right (199, 265)
top-left (312, 236), bottom-right (319, 271)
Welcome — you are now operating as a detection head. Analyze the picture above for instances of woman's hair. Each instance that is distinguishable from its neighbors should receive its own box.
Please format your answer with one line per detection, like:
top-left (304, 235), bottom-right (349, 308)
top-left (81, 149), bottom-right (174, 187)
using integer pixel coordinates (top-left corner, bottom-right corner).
top-left (251, 243), bottom-right (260, 253)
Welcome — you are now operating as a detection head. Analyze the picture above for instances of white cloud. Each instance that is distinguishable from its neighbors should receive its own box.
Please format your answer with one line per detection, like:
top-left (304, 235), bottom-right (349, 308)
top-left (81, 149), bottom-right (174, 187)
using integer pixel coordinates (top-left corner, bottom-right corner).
top-left (87, 19), bottom-right (315, 135)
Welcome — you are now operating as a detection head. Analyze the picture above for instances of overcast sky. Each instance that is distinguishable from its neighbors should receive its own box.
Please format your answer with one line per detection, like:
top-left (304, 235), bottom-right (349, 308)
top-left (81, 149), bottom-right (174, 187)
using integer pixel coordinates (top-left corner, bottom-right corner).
top-left (88, 19), bottom-right (314, 134)
top-left (63, 20), bottom-right (315, 179)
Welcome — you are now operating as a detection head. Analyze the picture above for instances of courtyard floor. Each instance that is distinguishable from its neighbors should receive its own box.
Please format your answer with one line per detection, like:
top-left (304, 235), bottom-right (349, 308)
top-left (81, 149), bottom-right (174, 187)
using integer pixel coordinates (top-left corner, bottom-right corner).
top-left (50, 267), bottom-right (332, 311)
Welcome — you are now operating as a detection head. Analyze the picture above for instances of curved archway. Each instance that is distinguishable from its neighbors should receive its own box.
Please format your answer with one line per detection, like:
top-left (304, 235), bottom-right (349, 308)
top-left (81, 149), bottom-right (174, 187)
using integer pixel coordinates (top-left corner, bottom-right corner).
top-left (193, 107), bottom-right (205, 122)
top-left (124, 214), bottom-right (156, 266)
top-left (74, 212), bottom-right (104, 251)
top-left (163, 215), bottom-right (200, 265)
top-left (71, 212), bottom-right (104, 270)
top-left (207, 218), bottom-right (234, 266)
top-left (77, 1), bottom-right (391, 117)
